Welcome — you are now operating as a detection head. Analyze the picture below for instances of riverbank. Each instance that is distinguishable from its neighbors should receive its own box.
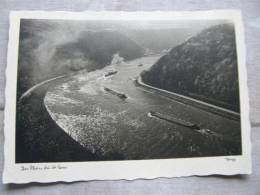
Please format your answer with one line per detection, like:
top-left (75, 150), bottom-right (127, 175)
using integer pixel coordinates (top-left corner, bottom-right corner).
top-left (136, 76), bottom-right (240, 121)
top-left (16, 76), bottom-right (101, 163)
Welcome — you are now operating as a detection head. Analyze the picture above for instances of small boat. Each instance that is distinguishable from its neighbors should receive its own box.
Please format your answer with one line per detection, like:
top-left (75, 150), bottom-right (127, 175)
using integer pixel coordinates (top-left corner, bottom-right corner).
top-left (138, 63), bottom-right (143, 67)
top-left (104, 87), bottom-right (127, 99)
top-left (104, 70), bottom-right (118, 77)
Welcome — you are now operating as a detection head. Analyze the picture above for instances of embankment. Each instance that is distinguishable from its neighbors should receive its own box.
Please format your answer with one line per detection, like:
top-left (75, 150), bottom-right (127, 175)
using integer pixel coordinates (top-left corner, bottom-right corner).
top-left (136, 76), bottom-right (240, 121)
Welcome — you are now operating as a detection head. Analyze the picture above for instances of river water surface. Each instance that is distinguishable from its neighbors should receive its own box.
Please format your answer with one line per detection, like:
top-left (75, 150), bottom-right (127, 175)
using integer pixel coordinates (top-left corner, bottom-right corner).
top-left (44, 55), bottom-right (241, 160)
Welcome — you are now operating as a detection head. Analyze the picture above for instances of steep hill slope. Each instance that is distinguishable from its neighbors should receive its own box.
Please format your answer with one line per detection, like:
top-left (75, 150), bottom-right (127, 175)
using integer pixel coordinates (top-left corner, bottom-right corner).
top-left (141, 24), bottom-right (240, 111)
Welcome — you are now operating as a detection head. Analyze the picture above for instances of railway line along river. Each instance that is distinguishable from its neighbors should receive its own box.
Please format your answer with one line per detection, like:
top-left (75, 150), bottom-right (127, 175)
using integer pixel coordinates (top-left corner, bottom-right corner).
top-left (44, 55), bottom-right (241, 160)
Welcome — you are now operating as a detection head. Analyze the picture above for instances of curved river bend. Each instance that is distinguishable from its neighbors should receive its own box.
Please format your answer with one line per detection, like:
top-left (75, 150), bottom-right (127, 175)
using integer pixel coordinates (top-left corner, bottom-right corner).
top-left (44, 55), bottom-right (241, 160)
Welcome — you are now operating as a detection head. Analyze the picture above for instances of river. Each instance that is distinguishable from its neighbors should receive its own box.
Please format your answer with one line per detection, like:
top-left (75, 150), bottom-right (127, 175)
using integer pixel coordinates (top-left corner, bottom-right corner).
top-left (44, 55), bottom-right (241, 160)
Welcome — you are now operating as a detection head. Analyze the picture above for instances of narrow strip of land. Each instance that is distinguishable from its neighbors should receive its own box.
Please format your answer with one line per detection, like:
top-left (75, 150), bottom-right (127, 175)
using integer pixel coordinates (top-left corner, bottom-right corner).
top-left (19, 75), bottom-right (66, 101)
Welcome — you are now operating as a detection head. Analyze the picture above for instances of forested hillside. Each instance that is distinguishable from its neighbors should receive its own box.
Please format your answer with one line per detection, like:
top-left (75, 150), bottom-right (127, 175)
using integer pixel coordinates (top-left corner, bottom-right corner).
top-left (141, 24), bottom-right (240, 111)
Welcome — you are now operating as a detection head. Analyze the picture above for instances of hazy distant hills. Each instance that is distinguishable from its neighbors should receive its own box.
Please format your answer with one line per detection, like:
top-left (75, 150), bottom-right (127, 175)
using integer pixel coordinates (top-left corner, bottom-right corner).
top-left (141, 24), bottom-right (240, 111)
top-left (53, 31), bottom-right (144, 72)
top-left (125, 29), bottom-right (193, 53)
top-left (17, 20), bottom-right (144, 98)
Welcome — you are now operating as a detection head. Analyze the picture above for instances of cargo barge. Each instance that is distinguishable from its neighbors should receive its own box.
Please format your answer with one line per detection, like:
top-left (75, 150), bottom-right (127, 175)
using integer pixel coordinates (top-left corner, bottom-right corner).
top-left (104, 87), bottom-right (127, 99)
top-left (148, 111), bottom-right (200, 130)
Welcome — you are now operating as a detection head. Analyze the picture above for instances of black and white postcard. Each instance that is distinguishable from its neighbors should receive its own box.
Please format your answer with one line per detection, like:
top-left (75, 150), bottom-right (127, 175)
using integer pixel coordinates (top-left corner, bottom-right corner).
top-left (3, 10), bottom-right (251, 183)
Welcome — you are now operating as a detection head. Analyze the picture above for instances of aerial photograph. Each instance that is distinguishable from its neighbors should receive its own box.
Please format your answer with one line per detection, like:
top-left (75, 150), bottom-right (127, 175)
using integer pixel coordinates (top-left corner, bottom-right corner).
top-left (15, 18), bottom-right (241, 163)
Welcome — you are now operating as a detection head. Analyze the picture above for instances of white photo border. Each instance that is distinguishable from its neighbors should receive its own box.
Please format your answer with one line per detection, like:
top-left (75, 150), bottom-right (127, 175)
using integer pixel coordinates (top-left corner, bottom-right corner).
top-left (3, 10), bottom-right (251, 184)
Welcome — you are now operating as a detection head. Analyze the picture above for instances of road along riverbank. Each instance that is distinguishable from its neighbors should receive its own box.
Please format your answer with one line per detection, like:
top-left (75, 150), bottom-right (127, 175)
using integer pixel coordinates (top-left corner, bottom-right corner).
top-left (136, 76), bottom-right (240, 121)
